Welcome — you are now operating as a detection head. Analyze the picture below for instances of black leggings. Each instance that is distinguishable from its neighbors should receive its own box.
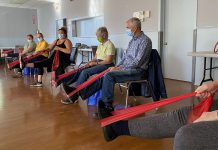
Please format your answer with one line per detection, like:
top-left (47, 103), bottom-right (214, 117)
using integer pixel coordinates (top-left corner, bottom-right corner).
top-left (28, 55), bottom-right (47, 75)
top-left (34, 56), bottom-right (69, 78)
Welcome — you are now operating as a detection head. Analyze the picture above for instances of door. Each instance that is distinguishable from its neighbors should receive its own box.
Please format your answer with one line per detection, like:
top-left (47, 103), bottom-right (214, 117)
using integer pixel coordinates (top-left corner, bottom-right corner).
top-left (163, 0), bottom-right (197, 82)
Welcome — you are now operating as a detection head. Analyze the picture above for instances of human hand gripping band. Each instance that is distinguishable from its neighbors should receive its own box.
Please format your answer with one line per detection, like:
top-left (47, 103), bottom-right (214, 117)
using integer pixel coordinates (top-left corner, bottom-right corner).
top-left (66, 69), bottom-right (110, 98)
top-left (7, 49), bottom-right (49, 69)
top-left (100, 92), bottom-right (213, 127)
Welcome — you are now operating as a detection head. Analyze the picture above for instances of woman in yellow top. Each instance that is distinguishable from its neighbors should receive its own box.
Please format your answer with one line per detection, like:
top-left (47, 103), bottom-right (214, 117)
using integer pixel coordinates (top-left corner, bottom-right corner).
top-left (28, 33), bottom-right (49, 87)
top-left (61, 27), bottom-right (116, 104)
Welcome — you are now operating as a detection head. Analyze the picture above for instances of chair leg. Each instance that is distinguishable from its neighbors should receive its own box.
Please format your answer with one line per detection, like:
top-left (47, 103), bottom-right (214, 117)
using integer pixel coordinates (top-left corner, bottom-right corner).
top-left (125, 87), bottom-right (129, 108)
top-left (118, 84), bottom-right (123, 94)
top-left (148, 81), bottom-right (156, 102)
top-left (129, 84), bottom-right (137, 102)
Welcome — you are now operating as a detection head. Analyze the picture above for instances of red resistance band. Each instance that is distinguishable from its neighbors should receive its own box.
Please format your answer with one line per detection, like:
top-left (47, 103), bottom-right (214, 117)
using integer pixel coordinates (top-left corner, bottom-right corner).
top-left (8, 49), bottom-right (49, 69)
top-left (52, 50), bottom-right (59, 71)
top-left (100, 92), bottom-right (213, 127)
top-left (2, 49), bottom-right (15, 55)
top-left (51, 51), bottom-right (60, 85)
top-left (51, 66), bottom-right (87, 87)
top-left (67, 69), bottom-right (110, 98)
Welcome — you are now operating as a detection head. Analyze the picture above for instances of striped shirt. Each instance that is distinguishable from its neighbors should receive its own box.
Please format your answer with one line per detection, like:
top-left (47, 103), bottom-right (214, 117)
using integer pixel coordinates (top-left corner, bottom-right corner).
top-left (118, 31), bottom-right (152, 70)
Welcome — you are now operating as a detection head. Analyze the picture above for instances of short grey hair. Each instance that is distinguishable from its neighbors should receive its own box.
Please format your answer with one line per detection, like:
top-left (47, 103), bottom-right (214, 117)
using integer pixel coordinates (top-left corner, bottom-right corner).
top-left (96, 27), bottom-right (108, 39)
top-left (128, 17), bottom-right (141, 30)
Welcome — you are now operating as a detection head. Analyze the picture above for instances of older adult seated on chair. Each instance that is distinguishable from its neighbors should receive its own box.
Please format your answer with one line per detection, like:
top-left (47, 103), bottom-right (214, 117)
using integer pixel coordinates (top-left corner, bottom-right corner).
top-left (29, 33), bottom-right (49, 87)
top-left (24, 27), bottom-right (72, 87)
top-left (12, 34), bottom-right (36, 78)
top-left (61, 26), bottom-right (116, 104)
top-left (79, 17), bottom-right (152, 112)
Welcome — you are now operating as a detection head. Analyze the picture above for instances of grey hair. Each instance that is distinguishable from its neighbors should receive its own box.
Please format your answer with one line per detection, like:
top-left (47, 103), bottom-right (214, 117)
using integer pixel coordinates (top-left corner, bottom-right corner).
top-left (96, 26), bottom-right (108, 39)
top-left (128, 17), bottom-right (141, 29)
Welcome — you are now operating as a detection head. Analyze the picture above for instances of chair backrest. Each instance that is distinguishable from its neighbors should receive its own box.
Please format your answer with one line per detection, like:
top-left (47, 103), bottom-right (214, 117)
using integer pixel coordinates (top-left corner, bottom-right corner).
top-left (91, 46), bottom-right (98, 56)
top-left (70, 47), bottom-right (78, 64)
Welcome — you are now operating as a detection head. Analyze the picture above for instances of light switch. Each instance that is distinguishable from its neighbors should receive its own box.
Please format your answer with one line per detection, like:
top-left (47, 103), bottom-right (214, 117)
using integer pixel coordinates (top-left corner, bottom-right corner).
top-left (144, 10), bottom-right (150, 18)
top-left (133, 11), bottom-right (144, 21)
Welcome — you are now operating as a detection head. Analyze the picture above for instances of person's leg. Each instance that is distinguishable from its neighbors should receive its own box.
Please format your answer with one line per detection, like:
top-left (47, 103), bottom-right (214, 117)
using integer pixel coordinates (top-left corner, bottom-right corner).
top-left (76, 64), bottom-right (113, 86)
top-left (61, 69), bottom-right (84, 85)
top-left (101, 69), bottom-right (145, 104)
top-left (98, 100), bottom-right (191, 141)
top-left (26, 57), bottom-right (52, 69)
top-left (27, 56), bottom-right (47, 87)
top-left (62, 64), bottom-right (113, 105)
top-left (79, 69), bottom-right (145, 101)
top-left (173, 121), bottom-right (218, 150)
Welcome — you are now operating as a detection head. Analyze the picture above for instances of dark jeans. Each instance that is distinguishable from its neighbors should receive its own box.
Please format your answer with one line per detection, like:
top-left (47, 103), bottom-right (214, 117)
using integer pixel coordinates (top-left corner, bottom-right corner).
top-left (80, 68), bottom-right (146, 101)
top-left (62, 63), bottom-right (114, 86)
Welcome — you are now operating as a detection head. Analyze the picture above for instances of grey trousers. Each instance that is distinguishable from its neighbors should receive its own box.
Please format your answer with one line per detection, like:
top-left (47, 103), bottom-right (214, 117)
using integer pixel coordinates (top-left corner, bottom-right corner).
top-left (128, 100), bottom-right (218, 150)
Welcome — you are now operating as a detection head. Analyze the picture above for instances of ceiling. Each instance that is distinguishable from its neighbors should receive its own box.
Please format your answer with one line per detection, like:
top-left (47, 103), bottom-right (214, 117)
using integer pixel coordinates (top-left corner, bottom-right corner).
top-left (0, 0), bottom-right (59, 9)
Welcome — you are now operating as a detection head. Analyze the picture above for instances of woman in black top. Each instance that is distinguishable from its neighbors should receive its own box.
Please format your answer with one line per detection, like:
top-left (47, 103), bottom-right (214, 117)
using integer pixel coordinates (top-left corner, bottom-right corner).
top-left (25, 27), bottom-right (72, 87)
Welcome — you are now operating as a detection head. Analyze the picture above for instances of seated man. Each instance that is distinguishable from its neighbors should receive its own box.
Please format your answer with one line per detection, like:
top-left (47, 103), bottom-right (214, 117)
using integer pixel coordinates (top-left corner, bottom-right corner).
top-left (13, 34), bottom-right (36, 78)
top-left (29, 33), bottom-right (49, 87)
top-left (61, 26), bottom-right (116, 104)
top-left (79, 17), bottom-right (152, 111)
top-left (98, 81), bottom-right (218, 150)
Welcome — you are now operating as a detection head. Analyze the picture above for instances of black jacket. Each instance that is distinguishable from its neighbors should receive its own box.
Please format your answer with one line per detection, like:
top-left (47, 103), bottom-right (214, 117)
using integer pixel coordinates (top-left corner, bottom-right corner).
top-left (129, 49), bottom-right (167, 101)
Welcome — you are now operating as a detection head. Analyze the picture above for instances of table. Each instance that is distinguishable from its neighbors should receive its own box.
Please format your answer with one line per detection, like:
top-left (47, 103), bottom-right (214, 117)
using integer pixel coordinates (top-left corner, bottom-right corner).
top-left (188, 51), bottom-right (218, 85)
top-left (78, 48), bottom-right (93, 66)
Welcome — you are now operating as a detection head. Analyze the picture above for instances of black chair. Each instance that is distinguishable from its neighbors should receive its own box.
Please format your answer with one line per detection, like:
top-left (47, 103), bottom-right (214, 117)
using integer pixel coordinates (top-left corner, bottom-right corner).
top-left (68, 47), bottom-right (78, 69)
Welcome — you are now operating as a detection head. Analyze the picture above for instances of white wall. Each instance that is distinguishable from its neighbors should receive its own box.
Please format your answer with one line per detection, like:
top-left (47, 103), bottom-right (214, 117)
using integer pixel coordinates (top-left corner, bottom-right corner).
top-left (37, 0), bottom-right (160, 48)
top-left (37, 0), bottom-right (104, 44)
top-left (37, 0), bottom-right (160, 65)
top-left (104, 0), bottom-right (160, 51)
top-left (192, 0), bottom-right (218, 85)
top-left (194, 28), bottom-right (218, 85)
top-left (0, 6), bottom-right (38, 47)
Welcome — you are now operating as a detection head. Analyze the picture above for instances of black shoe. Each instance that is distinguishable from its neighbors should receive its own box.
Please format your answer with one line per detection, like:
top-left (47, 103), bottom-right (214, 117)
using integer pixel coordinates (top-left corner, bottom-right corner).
top-left (62, 84), bottom-right (79, 104)
top-left (62, 84), bottom-right (75, 95)
top-left (61, 95), bottom-right (79, 104)
top-left (98, 100), bottom-right (117, 142)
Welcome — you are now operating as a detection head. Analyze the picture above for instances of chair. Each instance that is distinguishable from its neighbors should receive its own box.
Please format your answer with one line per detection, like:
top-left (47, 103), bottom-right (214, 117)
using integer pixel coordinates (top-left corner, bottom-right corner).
top-left (68, 47), bottom-right (78, 69)
top-left (117, 79), bottom-right (155, 108)
top-left (117, 49), bottom-right (159, 108)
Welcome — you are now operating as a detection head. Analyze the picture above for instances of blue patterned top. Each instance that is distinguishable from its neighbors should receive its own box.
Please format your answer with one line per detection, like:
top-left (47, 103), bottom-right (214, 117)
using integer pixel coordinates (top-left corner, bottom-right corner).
top-left (118, 31), bottom-right (152, 70)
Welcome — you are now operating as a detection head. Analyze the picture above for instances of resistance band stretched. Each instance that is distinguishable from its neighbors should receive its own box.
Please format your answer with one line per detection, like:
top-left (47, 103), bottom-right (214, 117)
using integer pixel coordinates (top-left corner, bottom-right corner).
top-left (51, 51), bottom-right (60, 85)
top-left (100, 92), bottom-right (213, 127)
top-left (66, 69), bottom-right (110, 98)
top-left (51, 65), bottom-right (87, 87)
top-left (2, 49), bottom-right (14, 54)
top-left (51, 51), bottom-right (84, 87)
top-left (8, 49), bottom-right (49, 69)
